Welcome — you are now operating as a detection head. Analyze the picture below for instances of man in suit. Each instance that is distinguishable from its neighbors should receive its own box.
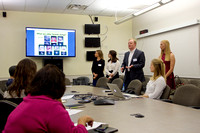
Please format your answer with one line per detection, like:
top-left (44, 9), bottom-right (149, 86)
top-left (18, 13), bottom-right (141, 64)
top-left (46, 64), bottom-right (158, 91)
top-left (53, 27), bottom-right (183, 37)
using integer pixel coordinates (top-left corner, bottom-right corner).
top-left (121, 39), bottom-right (145, 91)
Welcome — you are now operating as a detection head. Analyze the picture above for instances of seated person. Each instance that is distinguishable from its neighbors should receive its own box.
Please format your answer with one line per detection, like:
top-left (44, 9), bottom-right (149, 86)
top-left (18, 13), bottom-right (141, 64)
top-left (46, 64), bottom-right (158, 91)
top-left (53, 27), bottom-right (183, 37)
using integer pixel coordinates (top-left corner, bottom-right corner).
top-left (3, 64), bottom-right (94, 133)
top-left (4, 58), bottom-right (37, 98)
top-left (142, 59), bottom-right (166, 99)
top-left (6, 65), bottom-right (16, 87)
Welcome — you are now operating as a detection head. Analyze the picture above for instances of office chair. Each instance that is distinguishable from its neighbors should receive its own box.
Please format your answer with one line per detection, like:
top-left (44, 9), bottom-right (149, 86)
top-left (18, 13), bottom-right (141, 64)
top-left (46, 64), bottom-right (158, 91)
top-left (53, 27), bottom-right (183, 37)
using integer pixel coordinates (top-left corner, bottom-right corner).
top-left (163, 84), bottom-right (200, 109)
top-left (65, 78), bottom-right (71, 85)
top-left (126, 79), bottom-right (143, 95)
top-left (4, 98), bottom-right (23, 105)
top-left (96, 77), bottom-right (109, 89)
top-left (189, 79), bottom-right (200, 88)
top-left (142, 76), bottom-right (150, 92)
top-left (0, 89), bottom-right (4, 100)
top-left (0, 80), bottom-right (8, 92)
top-left (0, 100), bottom-right (17, 131)
top-left (73, 77), bottom-right (90, 85)
top-left (172, 84), bottom-right (200, 107)
top-left (112, 78), bottom-right (123, 90)
top-left (119, 75), bottom-right (124, 81)
top-left (160, 85), bottom-right (171, 99)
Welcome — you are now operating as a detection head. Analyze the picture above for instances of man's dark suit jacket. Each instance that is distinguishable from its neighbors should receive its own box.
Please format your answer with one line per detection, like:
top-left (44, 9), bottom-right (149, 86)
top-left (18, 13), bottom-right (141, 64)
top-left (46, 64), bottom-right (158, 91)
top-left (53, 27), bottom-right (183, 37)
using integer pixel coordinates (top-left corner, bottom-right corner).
top-left (121, 49), bottom-right (145, 82)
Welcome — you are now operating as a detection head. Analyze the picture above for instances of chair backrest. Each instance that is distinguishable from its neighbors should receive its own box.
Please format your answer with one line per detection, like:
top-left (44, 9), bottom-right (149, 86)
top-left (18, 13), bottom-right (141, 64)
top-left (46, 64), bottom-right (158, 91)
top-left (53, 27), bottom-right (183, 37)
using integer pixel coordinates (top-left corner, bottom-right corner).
top-left (127, 79), bottom-right (143, 95)
top-left (0, 80), bottom-right (8, 92)
top-left (119, 75), bottom-right (124, 81)
top-left (172, 84), bottom-right (200, 106)
top-left (96, 77), bottom-right (109, 89)
top-left (189, 79), bottom-right (200, 88)
top-left (0, 89), bottom-right (4, 100)
top-left (0, 100), bottom-right (17, 130)
top-left (160, 85), bottom-right (171, 99)
top-left (112, 78), bottom-right (123, 90)
top-left (65, 78), bottom-right (71, 85)
top-left (73, 77), bottom-right (90, 85)
top-left (4, 98), bottom-right (23, 105)
top-left (142, 76), bottom-right (150, 92)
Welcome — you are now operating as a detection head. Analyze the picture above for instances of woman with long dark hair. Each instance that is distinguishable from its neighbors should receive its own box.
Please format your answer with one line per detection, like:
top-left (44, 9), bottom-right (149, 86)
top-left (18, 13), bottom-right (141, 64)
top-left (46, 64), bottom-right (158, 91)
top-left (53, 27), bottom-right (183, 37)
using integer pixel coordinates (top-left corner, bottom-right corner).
top-left (4, 58), bottom-right (37, 98)
top-left (106, 50), bottom-right (120, 82)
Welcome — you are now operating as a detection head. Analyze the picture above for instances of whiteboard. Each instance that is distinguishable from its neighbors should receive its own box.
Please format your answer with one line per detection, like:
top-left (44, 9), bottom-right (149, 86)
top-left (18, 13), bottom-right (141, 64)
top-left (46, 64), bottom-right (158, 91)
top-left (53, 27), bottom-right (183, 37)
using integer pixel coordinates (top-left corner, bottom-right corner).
top-left (136, 25), bottom-right (200, 78)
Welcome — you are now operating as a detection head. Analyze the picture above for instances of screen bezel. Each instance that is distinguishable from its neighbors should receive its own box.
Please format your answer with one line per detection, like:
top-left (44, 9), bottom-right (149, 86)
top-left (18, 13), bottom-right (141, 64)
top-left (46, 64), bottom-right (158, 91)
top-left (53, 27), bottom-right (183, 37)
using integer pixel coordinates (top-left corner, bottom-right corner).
top-left (26, 27), bottom-right (76, 57)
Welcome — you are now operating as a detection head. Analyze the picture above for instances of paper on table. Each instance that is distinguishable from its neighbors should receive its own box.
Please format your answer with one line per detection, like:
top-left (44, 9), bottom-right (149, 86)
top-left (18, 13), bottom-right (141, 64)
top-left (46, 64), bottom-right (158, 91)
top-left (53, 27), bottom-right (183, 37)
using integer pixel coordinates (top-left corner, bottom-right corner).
top-left (61, 95), bottom-right (74, 100)
top-left (123, 93), bottom-right (141, 98)
top-left (66, 109), bottom-right (83, 116)
top-left (74, 121), bottom-right (105, 130)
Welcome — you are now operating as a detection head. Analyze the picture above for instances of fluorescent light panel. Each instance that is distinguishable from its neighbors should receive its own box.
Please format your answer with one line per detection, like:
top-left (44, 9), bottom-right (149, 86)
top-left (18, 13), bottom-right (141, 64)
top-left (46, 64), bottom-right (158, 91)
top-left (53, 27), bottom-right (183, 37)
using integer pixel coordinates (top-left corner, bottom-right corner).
top-left (134, 3), bottom-right (160, 16)
top-left (114, 0), bottom-right (173, 24)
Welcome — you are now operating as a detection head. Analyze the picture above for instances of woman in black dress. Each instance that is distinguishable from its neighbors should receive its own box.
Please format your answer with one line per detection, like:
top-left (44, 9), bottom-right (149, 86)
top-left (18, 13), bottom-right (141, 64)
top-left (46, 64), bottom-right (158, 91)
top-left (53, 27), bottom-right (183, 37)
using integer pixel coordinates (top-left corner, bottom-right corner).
top-left (91, 50), bottom-right (105, 86)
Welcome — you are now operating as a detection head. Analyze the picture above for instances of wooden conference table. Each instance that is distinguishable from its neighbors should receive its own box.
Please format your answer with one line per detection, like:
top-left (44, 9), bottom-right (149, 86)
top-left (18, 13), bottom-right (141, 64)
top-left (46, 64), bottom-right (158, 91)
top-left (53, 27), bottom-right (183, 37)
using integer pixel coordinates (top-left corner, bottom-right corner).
top-left (64, 85), bottom-right (200, 133)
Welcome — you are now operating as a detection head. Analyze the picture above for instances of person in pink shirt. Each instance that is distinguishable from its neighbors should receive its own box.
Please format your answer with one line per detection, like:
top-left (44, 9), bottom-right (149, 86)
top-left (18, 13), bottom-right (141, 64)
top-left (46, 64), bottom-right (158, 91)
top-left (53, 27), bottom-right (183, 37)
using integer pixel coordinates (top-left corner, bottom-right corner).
top-left (3, 64), bottom-right (94, 133)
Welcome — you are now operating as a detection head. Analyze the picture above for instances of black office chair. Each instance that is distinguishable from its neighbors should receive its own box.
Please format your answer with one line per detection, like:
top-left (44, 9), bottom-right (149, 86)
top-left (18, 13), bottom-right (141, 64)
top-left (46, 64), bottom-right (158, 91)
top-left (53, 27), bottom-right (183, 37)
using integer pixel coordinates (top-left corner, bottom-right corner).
top-left (4, 98), bottom-right (23, 105)
top-left (126, 79), bottom-right (143, 95)
top-left (96, 77), bottom-right (109, 89)
top-left (0, 100), bottom-right (17, 131)
top-left (160, 85), bottom-right (171, 99)
top-left (0, 89), bottom-right (4, 100)
top-left (112, 78), bottom-right (123, 90)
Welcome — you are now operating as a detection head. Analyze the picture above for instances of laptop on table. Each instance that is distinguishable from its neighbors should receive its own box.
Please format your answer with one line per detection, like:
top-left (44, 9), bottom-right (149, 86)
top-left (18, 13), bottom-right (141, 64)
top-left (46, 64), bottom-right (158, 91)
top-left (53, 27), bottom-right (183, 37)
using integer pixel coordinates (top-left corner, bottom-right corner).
top-left (107, 83), bottom-right (131, 100)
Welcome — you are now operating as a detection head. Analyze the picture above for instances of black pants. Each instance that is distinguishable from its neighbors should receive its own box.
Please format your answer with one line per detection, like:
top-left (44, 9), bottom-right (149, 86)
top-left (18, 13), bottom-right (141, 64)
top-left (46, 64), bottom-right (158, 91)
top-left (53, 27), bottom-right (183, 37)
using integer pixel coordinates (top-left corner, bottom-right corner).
top-left (106, 71), bottom-right (119, 83)
top-left (124, 71), bottom-right (132, 91)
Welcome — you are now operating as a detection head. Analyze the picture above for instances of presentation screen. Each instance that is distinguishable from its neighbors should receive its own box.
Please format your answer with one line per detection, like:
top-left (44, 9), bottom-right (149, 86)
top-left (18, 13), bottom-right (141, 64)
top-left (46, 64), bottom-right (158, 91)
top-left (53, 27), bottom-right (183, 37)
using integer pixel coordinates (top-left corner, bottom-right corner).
top-left (26, 27), bottom-right (76, 57)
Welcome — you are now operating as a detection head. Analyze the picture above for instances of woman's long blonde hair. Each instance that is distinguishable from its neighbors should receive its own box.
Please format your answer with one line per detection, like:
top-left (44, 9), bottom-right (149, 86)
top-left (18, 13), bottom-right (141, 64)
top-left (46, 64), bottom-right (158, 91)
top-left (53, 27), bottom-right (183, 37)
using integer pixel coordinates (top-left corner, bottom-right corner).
top-left (96, 50), bottom-right (104, 60)
top-left (160, 40), bottom-right (171, 61)
top-left (151, 59), bottom-right (166, 81)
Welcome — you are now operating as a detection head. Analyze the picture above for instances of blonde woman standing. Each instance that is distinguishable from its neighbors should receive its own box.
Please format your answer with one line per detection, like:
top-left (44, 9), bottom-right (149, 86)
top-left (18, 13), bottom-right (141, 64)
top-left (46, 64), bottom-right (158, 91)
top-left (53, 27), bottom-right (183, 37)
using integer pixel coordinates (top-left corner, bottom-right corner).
top-left (159, 40), bottom-right (175, 90)
top-left (91, 50), bottom-right (105, 86)
top-left (143, 59), bottom-right (166, 99)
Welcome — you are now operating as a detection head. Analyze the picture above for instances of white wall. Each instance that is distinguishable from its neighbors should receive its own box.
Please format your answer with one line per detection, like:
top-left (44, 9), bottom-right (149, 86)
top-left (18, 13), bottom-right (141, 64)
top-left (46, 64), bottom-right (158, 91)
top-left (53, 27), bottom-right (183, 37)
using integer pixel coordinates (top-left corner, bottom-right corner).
top-left (132, 0), bottom-right (200, 78)
top-left (0, 11), bottom-right (132, 78)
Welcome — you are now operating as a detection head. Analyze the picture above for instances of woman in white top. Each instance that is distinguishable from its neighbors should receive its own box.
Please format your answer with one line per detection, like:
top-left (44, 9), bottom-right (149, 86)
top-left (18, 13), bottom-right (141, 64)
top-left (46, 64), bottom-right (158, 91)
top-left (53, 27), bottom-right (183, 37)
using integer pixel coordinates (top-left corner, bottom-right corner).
top-left (106, 50), bottom-right (120, 82)
top-left (142, 59), bottom-right (166, 99)
top-left (4, 58), bottom-right (37, 98)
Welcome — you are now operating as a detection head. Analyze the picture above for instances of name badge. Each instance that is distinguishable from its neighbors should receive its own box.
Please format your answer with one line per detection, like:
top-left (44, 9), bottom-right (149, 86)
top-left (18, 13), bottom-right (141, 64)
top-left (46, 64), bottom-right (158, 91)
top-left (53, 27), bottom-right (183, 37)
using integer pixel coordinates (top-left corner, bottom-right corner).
top-left (133, 58), bottom-right (137, 62)
top-left (98, 64), bottom-right (102, 66)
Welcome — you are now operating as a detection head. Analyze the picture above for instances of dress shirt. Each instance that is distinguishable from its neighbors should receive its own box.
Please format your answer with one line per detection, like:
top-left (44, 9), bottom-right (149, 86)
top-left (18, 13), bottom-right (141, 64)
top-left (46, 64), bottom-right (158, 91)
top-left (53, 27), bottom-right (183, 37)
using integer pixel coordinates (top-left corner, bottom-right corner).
top-left (145, 76), bottom-right (166, 99)
top-left (128, 48), bottom-right (136, 71)
top-left (106, 60), bottom-right (120, 78)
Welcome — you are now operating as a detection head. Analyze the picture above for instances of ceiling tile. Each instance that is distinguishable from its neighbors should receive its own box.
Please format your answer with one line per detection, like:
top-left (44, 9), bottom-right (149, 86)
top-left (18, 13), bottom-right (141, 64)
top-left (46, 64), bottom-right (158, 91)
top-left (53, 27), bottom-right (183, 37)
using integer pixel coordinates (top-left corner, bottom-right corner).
top-left (25, 0), bottom-right (48, 12)
top-left (45, 0), bottom-right (71, 13)
top-left (0, 0), bottom-right (3, 10)
top-left (2, 0), bottom-right (25, 11)
top-left (70, 0), bottom-right (95, 6)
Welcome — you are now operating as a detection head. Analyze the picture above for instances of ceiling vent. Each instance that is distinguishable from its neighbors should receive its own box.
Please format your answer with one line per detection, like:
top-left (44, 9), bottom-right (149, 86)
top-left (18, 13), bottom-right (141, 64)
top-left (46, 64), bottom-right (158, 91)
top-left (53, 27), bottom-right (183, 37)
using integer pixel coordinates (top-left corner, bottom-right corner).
top-left (67, 4), bottom-right (88, 10)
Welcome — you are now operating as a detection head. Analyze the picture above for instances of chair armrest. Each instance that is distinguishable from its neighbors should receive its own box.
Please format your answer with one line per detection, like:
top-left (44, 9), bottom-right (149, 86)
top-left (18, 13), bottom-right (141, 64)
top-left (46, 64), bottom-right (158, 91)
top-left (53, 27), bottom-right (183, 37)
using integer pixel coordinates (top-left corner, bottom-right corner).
top-left (189, 106), bottom-right (200, 109)
top-left (161, 99), bottom-right (173, 103)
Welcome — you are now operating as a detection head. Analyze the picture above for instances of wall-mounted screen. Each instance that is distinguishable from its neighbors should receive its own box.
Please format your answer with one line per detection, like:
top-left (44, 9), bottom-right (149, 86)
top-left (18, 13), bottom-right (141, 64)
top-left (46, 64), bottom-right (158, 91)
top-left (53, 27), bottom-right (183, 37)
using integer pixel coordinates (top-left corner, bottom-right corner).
top-left (86, 51), bottom-right (96, 61)
top-left (85, 24), bottom-right (100, 34)
top-left (85, 37), bottom-right (100, 47)
top-left (26, 27), bottom-right (76, 57)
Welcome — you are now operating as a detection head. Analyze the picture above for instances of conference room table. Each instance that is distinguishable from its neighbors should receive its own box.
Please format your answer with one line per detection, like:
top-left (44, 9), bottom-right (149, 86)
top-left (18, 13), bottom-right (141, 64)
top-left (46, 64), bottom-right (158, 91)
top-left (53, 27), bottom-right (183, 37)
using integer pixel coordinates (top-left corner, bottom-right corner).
top-left (64, 85), bottom-right (200, 133)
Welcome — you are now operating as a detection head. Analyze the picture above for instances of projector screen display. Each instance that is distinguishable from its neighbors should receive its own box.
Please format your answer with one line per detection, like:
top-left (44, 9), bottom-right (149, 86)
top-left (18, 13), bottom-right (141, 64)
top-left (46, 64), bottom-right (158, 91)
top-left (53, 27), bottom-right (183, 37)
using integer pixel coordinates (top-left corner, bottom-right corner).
top-left (26, 27), bottom-right (76, 57)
